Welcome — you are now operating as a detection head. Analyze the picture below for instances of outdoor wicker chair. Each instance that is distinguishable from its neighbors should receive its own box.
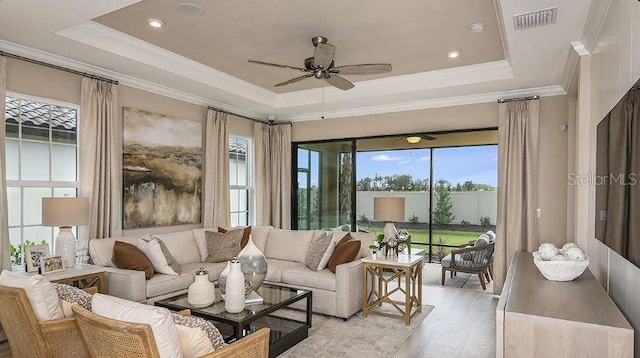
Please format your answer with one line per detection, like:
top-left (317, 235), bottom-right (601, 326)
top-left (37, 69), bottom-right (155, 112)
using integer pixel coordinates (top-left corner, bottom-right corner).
top-left (441, 242), bottom-right (495, 290)
top-left (72, 305), bottom-right (270, 358)
top-left (0, 284), bottom-right (91, 358)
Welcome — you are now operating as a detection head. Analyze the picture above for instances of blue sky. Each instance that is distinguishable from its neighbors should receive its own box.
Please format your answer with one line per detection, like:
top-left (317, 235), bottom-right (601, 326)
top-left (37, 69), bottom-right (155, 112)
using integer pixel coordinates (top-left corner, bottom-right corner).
top-left (356, 145), bottom-right (498, 187)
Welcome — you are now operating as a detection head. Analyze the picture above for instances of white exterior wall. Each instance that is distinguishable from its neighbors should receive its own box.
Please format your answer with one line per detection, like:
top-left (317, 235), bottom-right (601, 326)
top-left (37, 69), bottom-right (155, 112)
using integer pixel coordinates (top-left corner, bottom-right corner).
top-left (356, 190), bottom-right (497, 225)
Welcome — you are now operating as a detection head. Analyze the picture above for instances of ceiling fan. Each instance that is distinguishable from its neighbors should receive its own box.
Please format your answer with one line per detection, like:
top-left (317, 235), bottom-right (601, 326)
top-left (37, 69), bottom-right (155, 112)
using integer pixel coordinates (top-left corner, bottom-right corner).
top-left (248, 36), bottom-right (392, 91)
top-left (402, 134), bottom-right (437, 144)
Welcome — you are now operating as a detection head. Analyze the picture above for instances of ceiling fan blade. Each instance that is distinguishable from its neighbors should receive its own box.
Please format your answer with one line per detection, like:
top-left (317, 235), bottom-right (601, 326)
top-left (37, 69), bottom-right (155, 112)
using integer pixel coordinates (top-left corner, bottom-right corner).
top-left (324, 74), bottom-right (354, 91)
top-left (332, 63), bottom-right (392, 75)
top-left (248, 60), bottom-right (306, 72)
top-left (421, 134), bottom-right (437, 141)
top-left (314, 43), bottom-right (335, 69)
top-left (274, 74), bottom-right (314, 87)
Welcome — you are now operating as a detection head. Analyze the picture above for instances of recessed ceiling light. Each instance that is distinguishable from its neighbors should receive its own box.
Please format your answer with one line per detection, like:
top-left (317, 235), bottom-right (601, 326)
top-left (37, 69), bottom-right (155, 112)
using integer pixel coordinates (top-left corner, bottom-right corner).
top-left (177, 3), bottom-right (204, 17)
top-left (469, 23), bottom-right (486, 33)
top-left (147, 18), bottom-right (165, 28)
top-left (447, 51), bottom-right (460, 59)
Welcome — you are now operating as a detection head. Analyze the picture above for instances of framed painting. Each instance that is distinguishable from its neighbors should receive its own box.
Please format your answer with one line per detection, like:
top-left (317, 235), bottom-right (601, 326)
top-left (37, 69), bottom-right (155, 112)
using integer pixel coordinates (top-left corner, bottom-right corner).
top-left (123, 107), bottom-right (202, 229)
top-left (25, 244), bottom-right (50, 273)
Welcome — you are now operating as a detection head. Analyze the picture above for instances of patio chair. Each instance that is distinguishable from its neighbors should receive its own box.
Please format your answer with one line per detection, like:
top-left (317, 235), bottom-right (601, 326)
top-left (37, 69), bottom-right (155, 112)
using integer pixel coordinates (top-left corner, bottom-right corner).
top-left (72, 304), bottom-right (270, 358)
top-left (0, 284), bottom-right (92, 358)
top-left (441, 242), bottom-right (495, 290)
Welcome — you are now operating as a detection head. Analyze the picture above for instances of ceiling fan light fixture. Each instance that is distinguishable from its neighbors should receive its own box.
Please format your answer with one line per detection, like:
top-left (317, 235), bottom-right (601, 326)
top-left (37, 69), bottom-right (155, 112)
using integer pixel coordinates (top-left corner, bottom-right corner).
top-left (406, 136), bottom-right (422, 144)
top-left (147, 18), bottom-right (165, 28)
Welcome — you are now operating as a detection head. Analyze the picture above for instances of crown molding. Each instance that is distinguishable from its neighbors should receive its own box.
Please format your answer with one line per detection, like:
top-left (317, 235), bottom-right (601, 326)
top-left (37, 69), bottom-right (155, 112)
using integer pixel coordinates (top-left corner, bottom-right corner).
top-left (560, 41), bottom-right (590, 93)
top-left (57, 21), bottom-right (277, 106)
top-left (278, 85), bottom-right (566, 122)
top-left (276, 60), bottom-right (513, 107)
top-left (493, 0), bottom-right (511, 65)
top-left (0, 39), bottom-right (268, 120)
top-left (581, 0), bottom-right (612, 53)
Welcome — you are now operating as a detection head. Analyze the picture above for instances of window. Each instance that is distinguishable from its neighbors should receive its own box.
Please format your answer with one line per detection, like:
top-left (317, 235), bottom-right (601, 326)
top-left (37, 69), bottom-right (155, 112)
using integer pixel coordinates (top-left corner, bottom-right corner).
top-left (5, 95), bottom-right (79, 266)
top-left (229, 136), bottom-right (252, 226)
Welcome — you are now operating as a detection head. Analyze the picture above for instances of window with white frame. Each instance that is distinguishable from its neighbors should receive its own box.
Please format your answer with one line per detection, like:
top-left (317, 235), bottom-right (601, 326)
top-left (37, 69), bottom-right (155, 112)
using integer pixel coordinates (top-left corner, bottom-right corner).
top-left (5, 95), bottom-right (79, 266)
top-left (229, 136), bottom-right (252, 226)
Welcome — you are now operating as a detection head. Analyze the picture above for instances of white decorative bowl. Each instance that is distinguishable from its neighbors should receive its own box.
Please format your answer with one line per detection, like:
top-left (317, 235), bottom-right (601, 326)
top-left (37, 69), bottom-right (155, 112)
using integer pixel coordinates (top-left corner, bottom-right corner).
top-left (532, 252), bottom-right (589, 281)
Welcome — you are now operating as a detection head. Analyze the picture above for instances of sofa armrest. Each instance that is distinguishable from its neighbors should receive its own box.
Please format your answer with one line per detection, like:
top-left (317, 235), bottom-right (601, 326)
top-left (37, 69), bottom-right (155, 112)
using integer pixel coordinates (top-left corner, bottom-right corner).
top-left (101, 267), bottom-right (146, 302)
top-left (335, 259), bottom-right (365, 318)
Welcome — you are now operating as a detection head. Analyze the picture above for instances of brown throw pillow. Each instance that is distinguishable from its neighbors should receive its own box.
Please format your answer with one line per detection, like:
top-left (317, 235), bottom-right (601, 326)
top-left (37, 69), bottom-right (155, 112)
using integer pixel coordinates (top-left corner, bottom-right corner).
top-left (112, 241), bottom-right (154, 280)
top-left (205, 229), bottom-right (243, 263)
top-left (327, 235), bottom-right (361, 273)
top-left (218, 226), bottom-right (252, 248)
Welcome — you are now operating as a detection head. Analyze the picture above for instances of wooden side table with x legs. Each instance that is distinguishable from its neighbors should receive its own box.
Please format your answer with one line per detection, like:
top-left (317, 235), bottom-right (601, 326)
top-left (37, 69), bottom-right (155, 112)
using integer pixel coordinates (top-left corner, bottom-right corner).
top-left (41, 265), bottom-right (107, 293)
top-left (362, 253), bottom-right (423, 325)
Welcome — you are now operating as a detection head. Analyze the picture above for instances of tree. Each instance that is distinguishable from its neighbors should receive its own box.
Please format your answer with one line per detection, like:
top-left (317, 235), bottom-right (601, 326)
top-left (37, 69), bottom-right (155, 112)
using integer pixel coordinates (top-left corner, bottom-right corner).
top-left (433, 179), bottom-right (455, 225)
top-left (357, 177), bottom-right (372, 191)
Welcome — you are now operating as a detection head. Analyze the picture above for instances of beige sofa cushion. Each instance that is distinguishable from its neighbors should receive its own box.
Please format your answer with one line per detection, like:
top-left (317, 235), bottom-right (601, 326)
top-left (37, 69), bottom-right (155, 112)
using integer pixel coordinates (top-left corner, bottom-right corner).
top-left (349, 232), bottom-right (376, 258)
top-left (251, 226), bottom-right (272, 253)
top-left (282, 267), bottom-right (336, 291)
top-left (264, 229), bottom-right (313, 263)
top-left (264, 259), bottom-right (305, 283)
top-left (89, 234), bottom-right (150, 267)
top-left (153, 230), bottom-right (201, 266)
top-left (180, 262), bottom-right (228, 282)
top-left (146, 273), bottom-right (194, 298)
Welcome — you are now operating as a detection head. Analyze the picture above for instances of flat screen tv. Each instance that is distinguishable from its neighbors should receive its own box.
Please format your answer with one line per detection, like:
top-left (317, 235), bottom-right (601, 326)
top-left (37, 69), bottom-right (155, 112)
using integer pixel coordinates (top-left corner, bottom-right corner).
top-left (594, 78), bottom-right (640, 268)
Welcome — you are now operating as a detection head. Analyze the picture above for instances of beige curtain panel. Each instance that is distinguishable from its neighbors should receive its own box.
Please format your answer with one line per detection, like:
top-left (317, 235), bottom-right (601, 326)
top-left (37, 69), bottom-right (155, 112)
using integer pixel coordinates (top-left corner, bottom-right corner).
top-left (604, 89), bottom-right (640, 262)
top-left (203, 109), bottom-right (230, 228)
top-left (79, 77), bottom-right (121, 242)
top-left (494, 99), bottom-right (540, 294)
top-left (0, 57), bottom-right (10, 270)
top-left (254, 122), bottom-right (292, 228)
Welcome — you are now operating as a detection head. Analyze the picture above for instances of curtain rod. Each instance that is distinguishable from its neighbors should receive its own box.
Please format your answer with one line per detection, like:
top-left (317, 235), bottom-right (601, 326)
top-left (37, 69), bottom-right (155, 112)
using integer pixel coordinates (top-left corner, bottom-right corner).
top-left (207, 106), bottom-right (291, 125)
top-left (497, 95), bottom-right (540, 103)
top-left (0, 50), bottom-right (119, 85)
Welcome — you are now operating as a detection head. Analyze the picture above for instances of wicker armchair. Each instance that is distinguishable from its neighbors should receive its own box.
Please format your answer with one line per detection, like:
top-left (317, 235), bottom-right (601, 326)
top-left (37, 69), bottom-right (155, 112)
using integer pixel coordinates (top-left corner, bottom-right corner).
top-left (0, 284), bottom-right (90, 358)
top-left (441, 242), bottom-right (495, 290)
top-left (71, 305), bottom-right (270, 358)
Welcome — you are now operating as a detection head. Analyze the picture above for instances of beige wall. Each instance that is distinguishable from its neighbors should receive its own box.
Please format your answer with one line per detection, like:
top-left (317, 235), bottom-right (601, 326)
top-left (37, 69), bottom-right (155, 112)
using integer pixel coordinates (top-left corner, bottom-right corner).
top-left (293, 96), bottom-right (571, 244)
top-left (574, 0), bottom-right (640, 355)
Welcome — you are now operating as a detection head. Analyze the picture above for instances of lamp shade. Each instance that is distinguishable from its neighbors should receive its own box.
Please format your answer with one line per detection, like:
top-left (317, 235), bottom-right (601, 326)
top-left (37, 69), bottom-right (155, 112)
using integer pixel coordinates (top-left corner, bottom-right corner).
top-left (42, 197), bottom-right (89, 227)
top-left (373, 197), bottom-right (405, 222)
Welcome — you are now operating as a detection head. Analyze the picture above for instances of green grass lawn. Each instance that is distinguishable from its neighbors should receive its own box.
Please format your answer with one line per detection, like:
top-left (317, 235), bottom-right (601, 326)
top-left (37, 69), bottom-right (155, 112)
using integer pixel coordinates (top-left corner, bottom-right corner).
top-left (359, 226), bottom-right (484, 259)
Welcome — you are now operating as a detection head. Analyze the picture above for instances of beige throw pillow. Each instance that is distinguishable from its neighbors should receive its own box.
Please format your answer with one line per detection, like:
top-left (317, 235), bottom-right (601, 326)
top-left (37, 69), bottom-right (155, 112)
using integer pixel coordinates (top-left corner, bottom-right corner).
top-left (205, 229), bottom-right (243, 263)
top-left (305, 232), bottom-right (333, 271)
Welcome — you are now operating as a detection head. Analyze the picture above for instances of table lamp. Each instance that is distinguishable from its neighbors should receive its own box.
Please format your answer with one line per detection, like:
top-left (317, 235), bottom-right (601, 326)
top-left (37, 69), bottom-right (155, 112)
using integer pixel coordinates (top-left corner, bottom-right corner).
top-left (42, 196), bottom-right (89, 268)
top-left (373, 196), bottom-right (405, 243)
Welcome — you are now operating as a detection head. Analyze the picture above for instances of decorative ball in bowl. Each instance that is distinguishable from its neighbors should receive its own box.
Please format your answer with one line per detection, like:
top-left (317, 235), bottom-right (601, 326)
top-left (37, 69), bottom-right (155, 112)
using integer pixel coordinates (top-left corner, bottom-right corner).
top-left (532, 243), bottom-right (589, 281)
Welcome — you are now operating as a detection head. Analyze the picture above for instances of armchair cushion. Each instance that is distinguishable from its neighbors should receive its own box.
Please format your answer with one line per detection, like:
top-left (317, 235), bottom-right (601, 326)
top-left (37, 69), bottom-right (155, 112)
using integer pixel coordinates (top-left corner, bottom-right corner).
top-left (0, 270), bottom-right (64, 321)
top-left (52, 282), bottom-right (92, 318)
top-left (92, 293), bottom-right (183, 358)
top-left (171, 312), bottom-right (226, 353)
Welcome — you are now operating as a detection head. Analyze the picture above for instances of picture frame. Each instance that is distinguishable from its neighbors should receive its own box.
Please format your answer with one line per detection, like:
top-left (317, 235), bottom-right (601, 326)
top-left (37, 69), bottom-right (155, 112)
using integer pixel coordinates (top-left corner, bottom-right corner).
top-left (40, 255), bottom-right (64, 274)
top-left (25, 244), bottom-right (50, 273)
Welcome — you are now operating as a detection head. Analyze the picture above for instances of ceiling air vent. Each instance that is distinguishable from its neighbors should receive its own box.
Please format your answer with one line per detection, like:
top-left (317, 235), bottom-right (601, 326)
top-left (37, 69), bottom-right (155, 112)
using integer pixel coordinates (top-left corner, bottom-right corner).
top-left (513, 7), bottom-right (558, 31)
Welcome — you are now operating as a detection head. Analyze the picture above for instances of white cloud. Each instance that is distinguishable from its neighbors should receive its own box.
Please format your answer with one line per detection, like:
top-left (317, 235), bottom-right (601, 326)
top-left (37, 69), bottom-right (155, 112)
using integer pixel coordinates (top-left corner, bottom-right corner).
top-left (397, 160), bottom-right (410, 164)
top-left (372, 155), bottom-right (402, 161)
top-left (418, 156), bottom-right (430, 161)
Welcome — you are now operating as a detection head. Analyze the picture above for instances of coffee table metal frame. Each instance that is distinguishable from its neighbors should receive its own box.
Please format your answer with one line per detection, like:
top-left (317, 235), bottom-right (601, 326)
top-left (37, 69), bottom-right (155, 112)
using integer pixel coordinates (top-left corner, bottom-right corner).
top-left (155, 283), bottom-right (312, 357)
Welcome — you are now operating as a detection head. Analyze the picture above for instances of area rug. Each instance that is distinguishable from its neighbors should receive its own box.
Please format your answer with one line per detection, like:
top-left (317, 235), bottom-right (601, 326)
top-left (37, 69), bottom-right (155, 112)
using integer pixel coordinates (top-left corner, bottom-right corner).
top-left (277, 305), bottom-right (434, 358)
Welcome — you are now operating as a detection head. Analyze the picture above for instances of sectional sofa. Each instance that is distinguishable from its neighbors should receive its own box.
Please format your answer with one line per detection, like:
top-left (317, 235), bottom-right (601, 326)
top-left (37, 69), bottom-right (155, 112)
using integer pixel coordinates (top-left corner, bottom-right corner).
top-left (88, 226), bottom-right (375, 319)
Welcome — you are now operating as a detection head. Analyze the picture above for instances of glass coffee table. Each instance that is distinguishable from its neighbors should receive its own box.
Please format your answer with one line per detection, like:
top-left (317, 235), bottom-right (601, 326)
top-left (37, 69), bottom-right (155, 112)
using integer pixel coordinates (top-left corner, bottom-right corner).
top-left (155, 284), bottom-right (312, 357)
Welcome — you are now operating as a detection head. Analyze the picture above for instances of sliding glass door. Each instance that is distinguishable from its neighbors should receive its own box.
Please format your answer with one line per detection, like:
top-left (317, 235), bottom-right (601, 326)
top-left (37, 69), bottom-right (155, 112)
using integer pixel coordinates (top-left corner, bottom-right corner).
top-left (293, 140), bottom-right (355, 230)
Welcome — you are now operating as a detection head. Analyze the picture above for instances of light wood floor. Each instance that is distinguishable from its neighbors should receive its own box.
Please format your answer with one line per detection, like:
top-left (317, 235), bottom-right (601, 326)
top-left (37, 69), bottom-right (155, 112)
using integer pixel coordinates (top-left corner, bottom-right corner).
top-left (0, 285), bottom-right (497, 358)
top-left (391, 285), bottom-right (498, 358)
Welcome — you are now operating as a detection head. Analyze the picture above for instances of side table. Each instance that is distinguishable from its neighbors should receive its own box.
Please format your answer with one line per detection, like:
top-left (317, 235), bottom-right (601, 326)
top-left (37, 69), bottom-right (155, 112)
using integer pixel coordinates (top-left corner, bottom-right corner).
top-left (40, 265), bottom-right (107, 293)
top-left (362, 253), bottom-right (423, 325)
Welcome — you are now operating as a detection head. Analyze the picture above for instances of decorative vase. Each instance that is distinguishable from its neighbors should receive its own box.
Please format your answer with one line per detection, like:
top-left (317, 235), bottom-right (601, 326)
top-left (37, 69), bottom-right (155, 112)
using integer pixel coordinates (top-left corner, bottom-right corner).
top-left (55, 227), bottom-right (76, 268)
top-left (218, 261), bottom-right (231, 293)
top-left (224, 259), bottom-right (245, 313)
top-left (187, 268), bottom-right (215, 308)
top-left (237, 235), bottom-right (268, 292)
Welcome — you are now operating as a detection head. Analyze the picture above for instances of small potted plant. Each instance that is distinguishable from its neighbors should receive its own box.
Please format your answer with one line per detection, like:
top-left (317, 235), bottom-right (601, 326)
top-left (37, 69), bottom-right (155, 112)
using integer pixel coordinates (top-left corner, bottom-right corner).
top-left (10, 243), bottom-right (24, 272)
top-left (369, 234), bottom-right (386, 258)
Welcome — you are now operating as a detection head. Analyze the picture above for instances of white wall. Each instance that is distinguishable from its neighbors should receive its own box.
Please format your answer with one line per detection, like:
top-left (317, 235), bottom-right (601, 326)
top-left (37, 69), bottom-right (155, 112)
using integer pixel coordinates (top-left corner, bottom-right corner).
top-left (576, 0), bottom-right (640, 356)
top-left (356, 190), bottom-right (497, 225)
